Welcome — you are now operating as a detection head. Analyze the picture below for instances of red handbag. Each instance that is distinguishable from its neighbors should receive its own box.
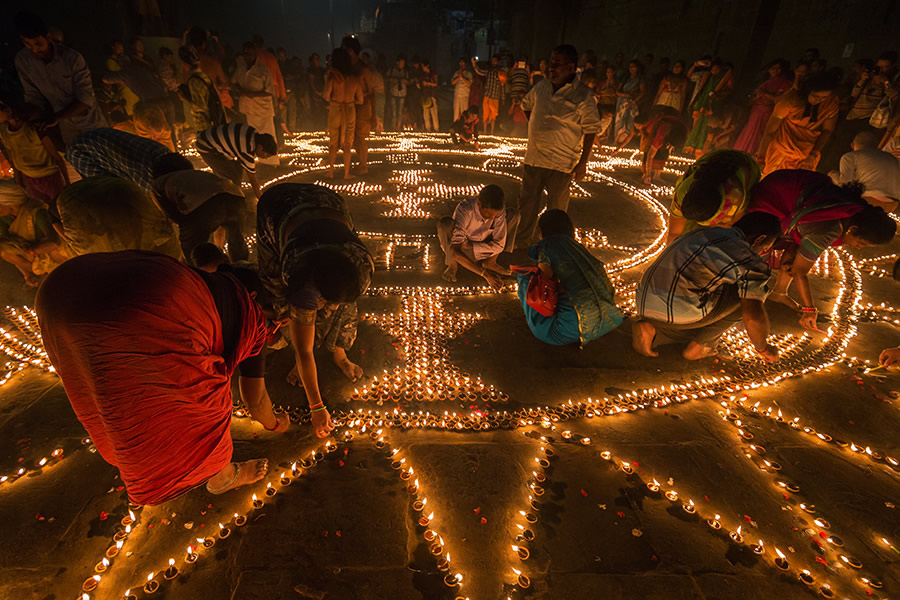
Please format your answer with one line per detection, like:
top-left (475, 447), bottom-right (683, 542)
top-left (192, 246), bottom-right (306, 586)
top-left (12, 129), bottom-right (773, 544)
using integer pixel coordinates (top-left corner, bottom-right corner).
top-left (511, 265), bottom-right (558, 316)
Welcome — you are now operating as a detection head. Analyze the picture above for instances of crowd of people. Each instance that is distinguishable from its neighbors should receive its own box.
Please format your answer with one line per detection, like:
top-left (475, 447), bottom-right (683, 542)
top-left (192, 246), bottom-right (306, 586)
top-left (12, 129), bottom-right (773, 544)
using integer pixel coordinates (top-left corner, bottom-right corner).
top-left (1, 12), bottom-right (899, 508)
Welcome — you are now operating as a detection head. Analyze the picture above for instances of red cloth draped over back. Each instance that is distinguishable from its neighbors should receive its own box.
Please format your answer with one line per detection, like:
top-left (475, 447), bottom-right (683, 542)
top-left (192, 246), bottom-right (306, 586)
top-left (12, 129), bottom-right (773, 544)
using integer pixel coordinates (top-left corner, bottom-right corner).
top-left (36, 251), bottom-right (267, 505)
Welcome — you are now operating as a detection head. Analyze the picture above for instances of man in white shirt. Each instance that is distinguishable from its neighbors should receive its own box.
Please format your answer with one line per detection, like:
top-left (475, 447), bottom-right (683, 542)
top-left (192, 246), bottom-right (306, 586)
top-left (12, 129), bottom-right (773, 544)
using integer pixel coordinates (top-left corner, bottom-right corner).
top-left (834, 131), bottom-right (900, 213)
top-left (437, 184), bottom-right (519, 290)
top-left (516, 44), bottom-right (602, 248)
top-left (14, 12), bottom-right (106, 144)
top-left (233, 42), bottom-right (277, 165)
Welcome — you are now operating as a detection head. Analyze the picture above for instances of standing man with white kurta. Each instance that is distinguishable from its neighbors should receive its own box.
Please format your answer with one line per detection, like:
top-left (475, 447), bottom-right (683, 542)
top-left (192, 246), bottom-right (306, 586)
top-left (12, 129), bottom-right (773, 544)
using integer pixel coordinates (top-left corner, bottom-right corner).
top-left (233, 42), bottom-right (278, 166)
top-left (515, 44), bottom-right (602, 248)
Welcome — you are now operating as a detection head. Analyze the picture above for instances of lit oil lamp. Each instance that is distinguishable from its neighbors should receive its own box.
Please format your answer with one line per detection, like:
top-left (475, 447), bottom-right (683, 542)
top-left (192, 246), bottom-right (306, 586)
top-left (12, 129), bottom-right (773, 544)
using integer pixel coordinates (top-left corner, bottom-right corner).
top-left (682, 500), bottom-right (696, 514)
top-left (664, 490), bottom-right (678, 502)
top-left (200, 536), bottom-right (215, 549)
top-left (234, 512), bottom-right (247, 527)
top-left (799, 503), bottom-right (815, 514)
top-left (436, 553), bottom-right (450, 572)
top-left (763, 460), bottom-right (782, 471)
top-left (646, 479), bottom-right (660, 493)
top-left (265, 482), bottom-right (277, 497)
top-left (561, 431), bottom-right (572, 440)
top-left (113, 524), bottom-right (131, 542)
top-left (121, 510), bottom-right (135, 526)
top-left (580, 437), bottom-right (591, 446)
top-left (600, 451), bottom-right (611, 460)
top-left (826, 535), bottom-right (843, 547)
top-left (818, 584), bottom-right (834, 598)
top-left (707, 514), bottom-right (721, 530)
top-left (750, 539), bottom-right (764, 554)
top-left (512, 544), bottom-right (530, 560)
top-left (861, 576), bottom-right (883, 589)
top-left (520, 510), bottom-right (538, 524)
top-left (82, 575), bottom-right (100, 592)
top-left (418, 511), bottom-right (434, 527)
top-left (739, 429), bottom-right (754, 440)
top-left (280, 472), bottom-right (291, 486)
top-left (516, 524), bottom-right (535, 541)
top-left (218, 523), bottom-right (231, 539)
top-left (94, 557), bottom-right (110, 573)
top-left (423, 529), bottom-right (436, 542)
top-left (749, 444), bottom-right (766, 455)
top-left (430, 536), bottom-right (444, 555)
top-left (813, 518), bottom-right (830, 529)
top-left (407, 478), bottom-right (419, 495)
top-left (143, 572), bottom-right (159, 594)
top-left (105, 540), bottom-right (124, 558)
top-left (252, 493), bottom-right (263, 509)
top-left (729, 526), bottom-right (743, 543)
top-left (164, 558), bottom-right (178, 580)
top-left (412, 498), bottom-right (427, 512)
top-left (124, 588), bottom-right (137, 600)
top-left (513, 568), bottom-right (531, 588)
top-left (443, 573), bottom-right (462, 587)
top-left (185, 545), bottom-right (198, 564)
top-left (840, 555), bottom-right (862, 569)
top-left (798, 570), bottom-right (814, 586)
top-left (774, 548), bottom-right (789, 570)
top-left (621, 462), bottom-right (634, 475)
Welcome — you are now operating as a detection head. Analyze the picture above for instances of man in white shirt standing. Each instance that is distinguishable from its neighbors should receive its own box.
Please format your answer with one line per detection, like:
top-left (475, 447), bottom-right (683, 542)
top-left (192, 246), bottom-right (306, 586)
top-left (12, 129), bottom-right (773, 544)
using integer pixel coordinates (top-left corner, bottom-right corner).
top-left (834, 131), bottom-right (900, 213)
top-left (233, 42), bottom-right (277, 165)
top-left (14, 12), bottom-right (106, 145)
top-left (516, 44), bottom-right (601, 248)
top-left (437, 184), bottom-right (519, 290)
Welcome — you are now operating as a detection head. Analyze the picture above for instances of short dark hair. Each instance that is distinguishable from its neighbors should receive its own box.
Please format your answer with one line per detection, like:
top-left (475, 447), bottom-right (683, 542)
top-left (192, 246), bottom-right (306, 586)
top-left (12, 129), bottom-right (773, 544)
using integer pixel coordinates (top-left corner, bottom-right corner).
top-left (342, 35), bottom-right (361, 55)
top-left (287, 248), bottom-right (361, 305)
top-left (159, 46), bottom-right (173, 58)
top-left (15, 12), bottom-right (47, 38)
top-left (219, 263), bottom-right (274, 311)
top-left (478, 185), bottom-right (504, 210)
top-left (151, 153), bottom-right (194, 179)
top-left (332, 47), bottom-right (352, 75)
top-left (191, 243), bottom-right (227, 269)
top-left (848, 204), bottom-right (897, 245)
top-left (553, 44), bottom-right (578, 66)
top-left (256, 133), bottom-right (277, 156)
top-left (732, 212), bottom-right (782, 244)
top-left (800, 71), bottom-right (838, 95)
top-left (187, 26), bottom-right (207, 48)
top-left (538, 209), bottom-right (576, 239)
top-left (878, 50), bottom-right (898, 64)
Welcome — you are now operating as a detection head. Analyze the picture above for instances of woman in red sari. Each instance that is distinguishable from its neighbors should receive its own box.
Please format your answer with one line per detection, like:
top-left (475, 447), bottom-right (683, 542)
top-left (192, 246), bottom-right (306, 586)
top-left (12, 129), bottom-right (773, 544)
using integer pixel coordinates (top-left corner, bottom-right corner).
top-left (746, 170), bottom-right (896, 331)
top-left (36, 251), bottom-right (289, 506)
top-left (733, 59), bottom-right (792, 153)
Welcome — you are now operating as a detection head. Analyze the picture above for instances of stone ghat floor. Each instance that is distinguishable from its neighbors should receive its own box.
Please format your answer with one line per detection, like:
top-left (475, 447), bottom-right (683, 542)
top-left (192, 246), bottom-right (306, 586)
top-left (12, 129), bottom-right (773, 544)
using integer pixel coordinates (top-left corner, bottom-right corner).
top-left (0, 137), bottom-right (898, 600)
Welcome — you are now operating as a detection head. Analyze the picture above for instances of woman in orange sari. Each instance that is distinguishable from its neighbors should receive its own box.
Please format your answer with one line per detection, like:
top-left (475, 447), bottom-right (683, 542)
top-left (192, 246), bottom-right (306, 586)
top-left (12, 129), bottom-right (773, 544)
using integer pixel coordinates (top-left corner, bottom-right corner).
top-left (756, 73), bottom-right (839, 176)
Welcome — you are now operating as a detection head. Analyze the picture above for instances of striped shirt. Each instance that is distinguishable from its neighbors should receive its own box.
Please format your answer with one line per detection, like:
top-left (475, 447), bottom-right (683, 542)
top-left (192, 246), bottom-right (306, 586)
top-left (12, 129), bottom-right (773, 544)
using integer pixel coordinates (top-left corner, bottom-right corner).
top-left (636, 227), bottom-right (772, 325)
top-left (195, 124), bottom-right (258, 173)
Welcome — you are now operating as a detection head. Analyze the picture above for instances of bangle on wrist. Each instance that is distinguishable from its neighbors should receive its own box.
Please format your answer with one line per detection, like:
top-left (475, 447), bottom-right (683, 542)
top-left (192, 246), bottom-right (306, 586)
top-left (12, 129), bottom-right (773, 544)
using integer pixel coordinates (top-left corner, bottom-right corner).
top-left (263, 416), bottom-right (280, 431)
top-left (310, 405), bottom-right (327, 414)
top-left (800, 306), bottom-right (817, 313)
top-left (308, 402), bottom-right (324, 410)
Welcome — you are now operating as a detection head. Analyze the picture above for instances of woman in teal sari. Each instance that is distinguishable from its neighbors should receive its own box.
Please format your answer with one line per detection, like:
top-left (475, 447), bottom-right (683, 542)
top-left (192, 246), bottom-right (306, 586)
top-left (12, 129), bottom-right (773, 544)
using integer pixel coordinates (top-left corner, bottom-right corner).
top-left (515, 210), bottom-right (623, 346)
top-left (684, 60), bottom-right (733, 156)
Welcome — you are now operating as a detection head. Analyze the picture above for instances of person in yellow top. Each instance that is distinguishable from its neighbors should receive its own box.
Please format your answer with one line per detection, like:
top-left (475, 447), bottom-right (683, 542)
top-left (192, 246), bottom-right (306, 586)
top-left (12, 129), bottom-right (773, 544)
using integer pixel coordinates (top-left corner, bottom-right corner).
top-left (0, 98), bottom-right (69, 214)
top-left (668, 149), bottom-right (760, 243)
top-left (106, 41), bottom-right (140, 116)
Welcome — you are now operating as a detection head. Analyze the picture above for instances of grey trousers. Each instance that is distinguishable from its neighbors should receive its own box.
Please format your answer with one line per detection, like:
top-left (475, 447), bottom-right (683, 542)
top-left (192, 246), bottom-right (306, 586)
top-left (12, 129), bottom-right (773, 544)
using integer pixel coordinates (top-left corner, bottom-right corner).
top-left (436, 209), bottom-right (519, 267)
top-left (515, 164), bottom-right (573, 248)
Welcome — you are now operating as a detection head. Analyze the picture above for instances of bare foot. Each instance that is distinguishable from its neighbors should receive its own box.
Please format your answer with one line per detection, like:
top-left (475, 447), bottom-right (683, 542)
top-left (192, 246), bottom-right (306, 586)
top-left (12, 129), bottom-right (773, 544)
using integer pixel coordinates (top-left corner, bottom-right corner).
top-left (682, 341), bottom-right (718, 360)
top-left (631, 320), bottom-right (658, 357)
top-left (442, 265), bottom-right (458, 282)
top-left (483, 257), bottom-right (511, 276)
top-left (286, 365), bottom-right (304, 387)
top-left (206, 459), bottom-right (268, 495)
top-left (333, 348), bottom-right (363, 381)
top-left (343, 173), bottom-right (356, 180)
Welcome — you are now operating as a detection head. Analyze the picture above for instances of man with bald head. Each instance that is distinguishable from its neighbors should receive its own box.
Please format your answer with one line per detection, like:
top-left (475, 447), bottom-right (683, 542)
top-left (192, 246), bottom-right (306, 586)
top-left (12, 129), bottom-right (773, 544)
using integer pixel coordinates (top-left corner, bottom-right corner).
top-left (834, 130), bottom-right (900, 213)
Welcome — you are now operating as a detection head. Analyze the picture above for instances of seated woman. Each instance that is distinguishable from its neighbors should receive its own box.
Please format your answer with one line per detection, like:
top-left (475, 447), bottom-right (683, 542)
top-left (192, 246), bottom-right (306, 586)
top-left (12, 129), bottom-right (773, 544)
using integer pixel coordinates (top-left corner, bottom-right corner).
top-left (257, 183), bottom-right (375, 438)
top-left (36, 251), bottom-right (289, 506)
top-left (515, 209), bottom-right (623, 346)
top-left (56, 176), bottom-right (182, 258)
top-left (668, 149), bottom-right (760, 243)
top-left (747, 169), bottom-right (897, 331)
top-left (0, 181), bottom-right (69, 286)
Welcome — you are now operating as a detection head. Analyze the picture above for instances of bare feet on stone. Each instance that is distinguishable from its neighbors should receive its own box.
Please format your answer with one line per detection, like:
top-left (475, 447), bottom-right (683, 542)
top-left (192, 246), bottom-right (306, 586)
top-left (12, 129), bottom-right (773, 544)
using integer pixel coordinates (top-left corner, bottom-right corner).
top-left (631, 319), bottom-right (658, 357)
top-left (206, 459), bottom-right (268, 495)
top-left (333, 347), bottom-right (363, 381)
top-left (682, 341), bottom-right (718, 360)
top-left (442, 265), bottom-right (458, 282)
top-left (768, 292), bottom-right (800, 311)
